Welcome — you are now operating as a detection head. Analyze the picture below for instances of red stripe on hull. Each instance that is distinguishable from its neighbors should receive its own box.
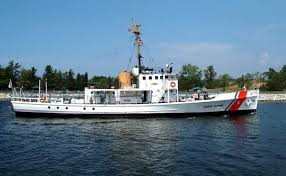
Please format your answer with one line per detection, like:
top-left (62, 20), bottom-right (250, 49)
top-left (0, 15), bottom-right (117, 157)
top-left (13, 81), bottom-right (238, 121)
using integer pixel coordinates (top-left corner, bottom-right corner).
top-left (229, 91), bottom-right (247, 111)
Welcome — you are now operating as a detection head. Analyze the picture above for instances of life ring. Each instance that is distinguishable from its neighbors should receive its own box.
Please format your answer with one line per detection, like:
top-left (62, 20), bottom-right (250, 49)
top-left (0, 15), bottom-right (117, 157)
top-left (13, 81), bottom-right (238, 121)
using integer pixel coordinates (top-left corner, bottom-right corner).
top-left (170, 82), bottom-right (176, 88)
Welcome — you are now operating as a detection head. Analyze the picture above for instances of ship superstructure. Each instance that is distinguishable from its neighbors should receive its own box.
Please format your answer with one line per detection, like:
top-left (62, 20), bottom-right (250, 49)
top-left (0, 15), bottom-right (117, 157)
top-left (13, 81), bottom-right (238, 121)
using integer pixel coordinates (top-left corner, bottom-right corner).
top-left (10, 20), bottom-right (259, 117)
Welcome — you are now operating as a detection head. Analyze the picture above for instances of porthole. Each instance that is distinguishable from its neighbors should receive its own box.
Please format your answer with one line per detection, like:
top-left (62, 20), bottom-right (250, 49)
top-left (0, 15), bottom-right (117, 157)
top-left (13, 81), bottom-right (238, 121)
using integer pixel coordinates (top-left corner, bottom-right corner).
top-left (83, 107), bottom-right (86, 110)
top-left (66, 107), bottom-right (68, 110)
top-left (92, 108), bottom-right (95, 110)
top-left (48, 106), bottom-right (50, 109)
top-left (57, 107), bottom-right (59, 109)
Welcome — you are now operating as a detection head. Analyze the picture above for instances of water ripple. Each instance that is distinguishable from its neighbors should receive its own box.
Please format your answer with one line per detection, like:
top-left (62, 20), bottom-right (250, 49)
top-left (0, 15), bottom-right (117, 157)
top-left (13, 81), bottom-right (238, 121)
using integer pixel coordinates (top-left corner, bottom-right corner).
top-left (0, 102), bottom-right (286, 175)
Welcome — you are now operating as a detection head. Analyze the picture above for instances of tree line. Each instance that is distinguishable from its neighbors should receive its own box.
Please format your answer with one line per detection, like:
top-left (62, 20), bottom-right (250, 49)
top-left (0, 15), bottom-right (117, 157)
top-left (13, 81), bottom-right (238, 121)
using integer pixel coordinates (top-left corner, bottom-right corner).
top-left (0, 60), bottom-right (285, 91)
top-left (0, 61), bottom-right (117, 91)
top-left (178, 64), bottom-right (286, 91)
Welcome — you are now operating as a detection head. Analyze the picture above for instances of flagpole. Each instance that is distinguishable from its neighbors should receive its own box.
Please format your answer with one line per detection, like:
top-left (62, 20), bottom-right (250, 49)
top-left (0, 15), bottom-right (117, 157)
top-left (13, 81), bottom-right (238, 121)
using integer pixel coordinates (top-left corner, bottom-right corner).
top-left (45, 79), bottom-right (48, 101)
top-left (8, 79), bottom-right (14, 98)
top-left (38, 79), bottom-right (41, 101)
top-left (12, 86), bottom-right (14, 98)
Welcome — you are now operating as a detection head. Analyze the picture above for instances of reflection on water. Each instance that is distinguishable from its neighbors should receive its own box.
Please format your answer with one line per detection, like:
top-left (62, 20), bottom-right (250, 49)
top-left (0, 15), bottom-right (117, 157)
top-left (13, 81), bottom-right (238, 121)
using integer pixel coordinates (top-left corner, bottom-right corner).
top-left (1, 101), bottom-right (286, 175)
top-left (230, 113), bottom-right (256, 137)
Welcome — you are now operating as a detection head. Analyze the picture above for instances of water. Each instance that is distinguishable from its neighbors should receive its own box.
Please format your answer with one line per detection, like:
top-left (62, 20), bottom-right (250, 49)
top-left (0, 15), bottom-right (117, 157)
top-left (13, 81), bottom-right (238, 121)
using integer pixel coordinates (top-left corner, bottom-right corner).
top-left (0, 101), bottom-right (286, 176)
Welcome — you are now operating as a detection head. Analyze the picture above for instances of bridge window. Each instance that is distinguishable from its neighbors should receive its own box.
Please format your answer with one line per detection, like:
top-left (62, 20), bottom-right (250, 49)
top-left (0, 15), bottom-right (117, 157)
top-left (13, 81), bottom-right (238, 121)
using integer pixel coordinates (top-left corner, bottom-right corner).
top-left (160, 76), bottom-right (163, 79)
top-left (155, 76), bottom-right (158, 80)
top-left (143, 76), bottom-right (146, 80)
top-left (149, 76), bottom-right (152, 80)
top-left (165, 75), bottom-right (168, 79)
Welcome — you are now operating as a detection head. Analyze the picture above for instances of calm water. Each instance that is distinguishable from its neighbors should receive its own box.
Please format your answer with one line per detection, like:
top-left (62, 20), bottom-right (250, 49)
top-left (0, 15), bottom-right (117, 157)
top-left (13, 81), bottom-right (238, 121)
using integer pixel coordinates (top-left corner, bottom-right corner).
top-left (0, 101), bottom-right (286, 176)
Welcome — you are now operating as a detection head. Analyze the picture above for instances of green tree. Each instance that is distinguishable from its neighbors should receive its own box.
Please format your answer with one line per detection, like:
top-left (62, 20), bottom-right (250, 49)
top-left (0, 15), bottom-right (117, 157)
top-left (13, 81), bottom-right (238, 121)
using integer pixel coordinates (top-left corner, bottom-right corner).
top-left (0, 65), bottom-right (9, 89)
top-left (236, 73), bottom-right (253, 89)
top-left (89, 76), bottom-right (118, 89)
top-left (236, 75), bottom-right (246, 89)
top-left (75, 73), bottom-right (88, 90)
top-left (204, 65), bottom-right (217, 89)
top-left (84, 72), bottom-right (88, 88)
top-left (280, 65), bottom-right (286, 89)
top-left (17, 67), bottom-right (39, 89)
top-left (5, 60), bottom-right (21, 86)
top-left (218, 74), bottom-right (232, 91)
top-left (179, 64), bottom-right (203, 91)
top-left (42, 65), bottom-right (56, 89)
top-left (263, 67), bottom-right (284, 91)
top-left (53, 69), bottom-right (64, 90)
top-left (65, 69), bottom-right (76, 90)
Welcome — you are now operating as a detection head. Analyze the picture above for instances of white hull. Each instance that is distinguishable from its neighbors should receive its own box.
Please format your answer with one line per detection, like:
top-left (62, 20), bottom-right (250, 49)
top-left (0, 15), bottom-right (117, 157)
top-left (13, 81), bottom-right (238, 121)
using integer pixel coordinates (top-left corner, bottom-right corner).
top-left (11, 90), bottom-right (259, 117)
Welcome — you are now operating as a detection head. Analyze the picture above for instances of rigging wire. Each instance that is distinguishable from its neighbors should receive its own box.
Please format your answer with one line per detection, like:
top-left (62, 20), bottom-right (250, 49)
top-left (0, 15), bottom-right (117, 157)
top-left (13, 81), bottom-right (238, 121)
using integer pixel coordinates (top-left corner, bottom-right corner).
top-left (126, 43), bottom-right (135, 70)
top-left (142, 44), bottom-right (158, 69)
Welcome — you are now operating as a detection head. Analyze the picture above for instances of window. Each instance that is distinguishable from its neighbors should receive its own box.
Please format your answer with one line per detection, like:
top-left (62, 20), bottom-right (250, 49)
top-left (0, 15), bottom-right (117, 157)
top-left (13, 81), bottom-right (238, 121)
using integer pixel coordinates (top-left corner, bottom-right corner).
top-left (155, 76), bottom-right (158, 80)
top-left (143, 76), bottom-right (146, 80)
top-left (165, 75), bottom-right (168, 79)
top-left (160, 76), bottom-right (163, 79)
top-left (149, 76), bottom-right (152, 80)
top-left (171, 76), bottom-right (174, 79)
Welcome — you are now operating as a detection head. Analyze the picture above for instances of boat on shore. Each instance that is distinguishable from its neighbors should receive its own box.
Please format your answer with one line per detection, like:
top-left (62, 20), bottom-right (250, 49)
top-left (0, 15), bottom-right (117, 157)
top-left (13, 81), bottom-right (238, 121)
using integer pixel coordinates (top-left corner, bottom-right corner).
top-left (10, 20), bottom-right (259, 117)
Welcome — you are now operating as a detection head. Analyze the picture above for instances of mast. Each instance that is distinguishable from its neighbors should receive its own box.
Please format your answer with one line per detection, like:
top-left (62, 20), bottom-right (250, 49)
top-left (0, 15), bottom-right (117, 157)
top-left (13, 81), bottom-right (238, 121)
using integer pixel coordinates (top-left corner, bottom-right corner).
top-left (131, 18), bottom-right (143, 73)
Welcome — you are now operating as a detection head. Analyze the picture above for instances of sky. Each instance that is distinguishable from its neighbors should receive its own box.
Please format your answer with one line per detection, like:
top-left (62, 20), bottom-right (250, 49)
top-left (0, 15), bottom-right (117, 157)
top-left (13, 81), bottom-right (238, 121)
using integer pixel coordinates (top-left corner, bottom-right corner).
top-left (0, 0), bottom-right (285, 77)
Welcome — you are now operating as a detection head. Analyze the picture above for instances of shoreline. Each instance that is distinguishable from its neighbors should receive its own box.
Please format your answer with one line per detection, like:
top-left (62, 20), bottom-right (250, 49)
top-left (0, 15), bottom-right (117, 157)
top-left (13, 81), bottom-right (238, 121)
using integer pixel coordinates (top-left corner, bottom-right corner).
top-left (258, 93), bottom-right (286, 102)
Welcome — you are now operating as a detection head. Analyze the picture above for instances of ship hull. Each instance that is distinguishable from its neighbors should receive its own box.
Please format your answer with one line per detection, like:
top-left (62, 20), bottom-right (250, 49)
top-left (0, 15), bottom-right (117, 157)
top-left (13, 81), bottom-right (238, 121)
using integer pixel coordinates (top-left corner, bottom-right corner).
top-left (14, 110), bottom-right (256, 118)
top-left (11, 90), bottom-right (259, 117)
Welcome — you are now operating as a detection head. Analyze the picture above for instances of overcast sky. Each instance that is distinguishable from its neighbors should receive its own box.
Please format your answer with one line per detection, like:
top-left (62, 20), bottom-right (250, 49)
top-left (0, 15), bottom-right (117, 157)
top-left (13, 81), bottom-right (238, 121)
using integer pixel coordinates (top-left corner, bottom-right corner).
top-left (0, 0), bottom-right (285, 77)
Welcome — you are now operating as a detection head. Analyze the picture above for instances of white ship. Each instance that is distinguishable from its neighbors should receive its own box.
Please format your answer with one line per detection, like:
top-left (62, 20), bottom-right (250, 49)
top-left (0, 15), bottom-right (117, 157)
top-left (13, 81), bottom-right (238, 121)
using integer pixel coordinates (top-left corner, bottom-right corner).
top-left (11, 20), bottom-right (259, 117)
